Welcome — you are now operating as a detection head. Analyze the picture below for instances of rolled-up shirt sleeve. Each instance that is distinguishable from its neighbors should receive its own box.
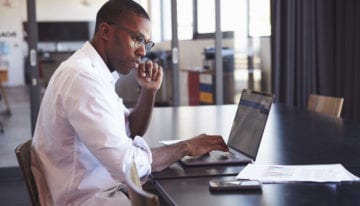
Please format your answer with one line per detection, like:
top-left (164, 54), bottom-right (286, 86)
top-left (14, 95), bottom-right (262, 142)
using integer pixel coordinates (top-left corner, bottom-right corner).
top-left (132, 136), bottom-right (152, 179)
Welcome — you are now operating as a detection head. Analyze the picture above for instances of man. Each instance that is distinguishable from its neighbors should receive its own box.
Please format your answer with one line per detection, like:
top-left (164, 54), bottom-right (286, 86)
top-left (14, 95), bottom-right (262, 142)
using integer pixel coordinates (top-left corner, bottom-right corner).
top-left (31, 0), bottom-right (228, 205)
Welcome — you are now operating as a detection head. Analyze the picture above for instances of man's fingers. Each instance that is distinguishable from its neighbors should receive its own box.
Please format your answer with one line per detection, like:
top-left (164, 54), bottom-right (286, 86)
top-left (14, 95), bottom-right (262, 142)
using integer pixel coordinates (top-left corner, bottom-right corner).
top-left (144, 61), bottom-right (153, 81)
top-left (151, 63), bottom-right (162, 81)
top-left (140, 60), bottom-right (162, 82)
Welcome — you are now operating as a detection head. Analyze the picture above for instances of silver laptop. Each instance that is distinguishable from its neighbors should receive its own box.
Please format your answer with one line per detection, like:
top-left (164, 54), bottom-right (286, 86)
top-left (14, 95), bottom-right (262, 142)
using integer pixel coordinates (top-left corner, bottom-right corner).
top-left (180, 89), bottom-right (274, 166)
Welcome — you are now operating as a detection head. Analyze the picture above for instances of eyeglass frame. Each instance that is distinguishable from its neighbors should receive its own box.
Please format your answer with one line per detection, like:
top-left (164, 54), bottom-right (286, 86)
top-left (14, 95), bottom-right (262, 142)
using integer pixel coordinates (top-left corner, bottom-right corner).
top-left (107, 22), bottom-right (155, 52)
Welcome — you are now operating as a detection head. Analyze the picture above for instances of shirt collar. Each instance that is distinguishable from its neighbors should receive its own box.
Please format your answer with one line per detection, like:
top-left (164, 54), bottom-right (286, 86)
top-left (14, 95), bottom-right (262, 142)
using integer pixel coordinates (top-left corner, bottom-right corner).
top-left (80, 41), bottom-right (118, 85)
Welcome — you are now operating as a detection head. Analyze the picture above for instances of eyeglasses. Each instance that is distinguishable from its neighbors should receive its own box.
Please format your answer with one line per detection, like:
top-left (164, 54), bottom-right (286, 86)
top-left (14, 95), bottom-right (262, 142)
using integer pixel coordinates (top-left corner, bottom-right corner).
top-left (108, 22), bottom-right (155, 52)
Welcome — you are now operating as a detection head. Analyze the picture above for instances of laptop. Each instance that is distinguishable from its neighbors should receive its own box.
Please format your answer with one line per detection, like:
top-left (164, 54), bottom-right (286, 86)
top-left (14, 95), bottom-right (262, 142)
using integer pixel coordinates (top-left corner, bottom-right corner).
top-left (180, 89), bottom-right (274, 166)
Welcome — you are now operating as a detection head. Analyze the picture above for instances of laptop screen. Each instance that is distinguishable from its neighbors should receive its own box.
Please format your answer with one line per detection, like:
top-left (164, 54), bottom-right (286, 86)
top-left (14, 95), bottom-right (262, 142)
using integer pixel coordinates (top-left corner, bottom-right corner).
top-left (227, 89), bottom-right (274, 159)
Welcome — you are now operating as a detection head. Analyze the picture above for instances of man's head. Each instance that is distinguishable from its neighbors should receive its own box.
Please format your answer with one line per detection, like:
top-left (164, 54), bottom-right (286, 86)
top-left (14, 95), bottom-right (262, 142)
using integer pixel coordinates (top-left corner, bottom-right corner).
top-left (91, 0), bottom-right (154, 74)
top-left (94, 0), bottom-right (150, 34)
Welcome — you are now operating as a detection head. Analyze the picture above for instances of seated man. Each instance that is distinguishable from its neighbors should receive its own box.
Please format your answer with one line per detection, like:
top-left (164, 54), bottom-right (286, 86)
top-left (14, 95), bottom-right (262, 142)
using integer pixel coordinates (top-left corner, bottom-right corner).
top-left (31, 0), bottom-right (228, 205)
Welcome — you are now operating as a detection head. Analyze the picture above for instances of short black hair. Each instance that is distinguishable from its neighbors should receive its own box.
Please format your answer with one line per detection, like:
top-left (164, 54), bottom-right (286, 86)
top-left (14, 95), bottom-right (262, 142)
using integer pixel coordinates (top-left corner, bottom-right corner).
top-left (94, 0), bottom-right (150, 33)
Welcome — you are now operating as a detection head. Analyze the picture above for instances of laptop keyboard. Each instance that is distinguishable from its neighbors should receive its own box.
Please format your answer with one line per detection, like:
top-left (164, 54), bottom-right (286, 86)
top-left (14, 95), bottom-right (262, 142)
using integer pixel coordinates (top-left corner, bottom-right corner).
top-left (210, 149), bottom-right (248, 160)
top-left (210, 150), bottom-right (233, 160)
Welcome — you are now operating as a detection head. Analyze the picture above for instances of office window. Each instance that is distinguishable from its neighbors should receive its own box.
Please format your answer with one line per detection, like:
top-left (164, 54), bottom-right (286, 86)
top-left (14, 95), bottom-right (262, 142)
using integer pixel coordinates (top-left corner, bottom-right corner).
top-left (197, 0), bottom-right (215, 33)
top-left (177, 0), bottom-right (193, 40)
top-left (149, 0), bottom-right (271, 40)
top-left (249, 0), bottom-right (271, 37)
top-left (197, 0), bottom-right (243, 34)
top-left (196, 0), bottom-right (271, 37)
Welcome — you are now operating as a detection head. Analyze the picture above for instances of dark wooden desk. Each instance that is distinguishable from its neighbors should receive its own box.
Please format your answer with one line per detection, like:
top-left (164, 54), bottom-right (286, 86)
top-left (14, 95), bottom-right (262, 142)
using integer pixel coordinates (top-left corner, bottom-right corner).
top-left (155, 175), bottom-right (360, 206)
top-left (145, 104), bottom-right (360, 205)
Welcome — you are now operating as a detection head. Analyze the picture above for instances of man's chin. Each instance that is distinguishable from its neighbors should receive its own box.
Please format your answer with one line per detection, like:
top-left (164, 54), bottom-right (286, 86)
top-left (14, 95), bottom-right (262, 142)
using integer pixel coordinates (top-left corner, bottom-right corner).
top-left (115, 66), bottom-right (133, 75)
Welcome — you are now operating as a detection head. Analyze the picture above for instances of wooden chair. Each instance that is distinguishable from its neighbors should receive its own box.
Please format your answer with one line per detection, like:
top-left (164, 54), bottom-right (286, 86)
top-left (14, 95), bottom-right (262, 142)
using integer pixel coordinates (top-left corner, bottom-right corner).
top-left (307, 94), bottom-right (344, 117)
top-left (0, 77), bottom-right (11, 133)
top-left (15, 139), bottom-right (40, 206)
top-left (125, 162), bottom-right (160, 206)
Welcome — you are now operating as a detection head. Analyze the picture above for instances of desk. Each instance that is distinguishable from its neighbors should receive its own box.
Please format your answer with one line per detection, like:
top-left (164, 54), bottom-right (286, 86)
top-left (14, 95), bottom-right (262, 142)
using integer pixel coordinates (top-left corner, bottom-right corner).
top-left (155, 176), bottom-right (360, 206)
top-left (144, 104), bottom-right (360, 205)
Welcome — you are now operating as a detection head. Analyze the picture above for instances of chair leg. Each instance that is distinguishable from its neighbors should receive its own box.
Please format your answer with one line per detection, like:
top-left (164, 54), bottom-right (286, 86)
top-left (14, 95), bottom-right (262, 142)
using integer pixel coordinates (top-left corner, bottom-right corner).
top-left (0, 80), bottom-right (11, 116)
top-left (0, 121), bottom-right (3, 133)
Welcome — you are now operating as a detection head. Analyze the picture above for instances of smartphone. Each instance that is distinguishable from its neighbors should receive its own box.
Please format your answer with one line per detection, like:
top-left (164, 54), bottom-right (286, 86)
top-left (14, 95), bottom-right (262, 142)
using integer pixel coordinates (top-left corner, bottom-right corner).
top-left (209, 179), bottom-right (262, 191)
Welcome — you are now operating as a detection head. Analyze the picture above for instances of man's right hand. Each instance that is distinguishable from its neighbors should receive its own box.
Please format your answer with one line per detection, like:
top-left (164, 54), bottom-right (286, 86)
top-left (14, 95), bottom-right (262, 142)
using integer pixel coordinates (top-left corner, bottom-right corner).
top-left (184, 133), bottom-right (228, 157)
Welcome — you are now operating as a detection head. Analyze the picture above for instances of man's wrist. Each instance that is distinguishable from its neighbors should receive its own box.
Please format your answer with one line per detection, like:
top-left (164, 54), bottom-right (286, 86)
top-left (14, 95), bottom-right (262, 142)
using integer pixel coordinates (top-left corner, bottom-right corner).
top-left (181, 140), bottom-right (191, 156)
top-left (141, 87), bottom-right (158, 96)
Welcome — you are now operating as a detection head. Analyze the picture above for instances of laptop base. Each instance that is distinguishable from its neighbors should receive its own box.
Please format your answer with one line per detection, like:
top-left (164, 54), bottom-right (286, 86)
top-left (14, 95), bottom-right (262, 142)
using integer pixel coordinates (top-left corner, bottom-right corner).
top-left (180, 150), bottom-right (252, 167)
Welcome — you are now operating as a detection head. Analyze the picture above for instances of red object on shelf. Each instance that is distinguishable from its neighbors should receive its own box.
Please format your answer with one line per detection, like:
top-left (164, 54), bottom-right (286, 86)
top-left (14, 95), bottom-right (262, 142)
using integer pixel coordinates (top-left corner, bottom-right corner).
top-left (187, 71), bottom-right (200, 105)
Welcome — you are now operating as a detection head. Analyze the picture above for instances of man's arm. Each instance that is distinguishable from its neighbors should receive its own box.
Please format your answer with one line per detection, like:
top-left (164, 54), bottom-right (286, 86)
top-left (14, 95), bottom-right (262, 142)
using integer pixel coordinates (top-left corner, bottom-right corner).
top-left (128, 60), bottom-right (163, 138)
top-left (128, 89), bottom-right (156, 138)
top-left (151, 134), bottom-right (229, 172)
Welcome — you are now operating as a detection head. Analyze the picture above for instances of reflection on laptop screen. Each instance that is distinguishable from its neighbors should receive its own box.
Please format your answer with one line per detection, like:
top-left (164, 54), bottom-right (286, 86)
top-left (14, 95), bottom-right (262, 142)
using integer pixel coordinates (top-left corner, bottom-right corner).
top-left (227, 90), bottom-right (273, 159)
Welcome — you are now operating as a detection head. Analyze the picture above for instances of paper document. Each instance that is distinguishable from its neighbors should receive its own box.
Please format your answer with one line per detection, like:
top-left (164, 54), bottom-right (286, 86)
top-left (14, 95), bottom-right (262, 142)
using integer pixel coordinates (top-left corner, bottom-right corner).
top-left (236, 163), bottom-right (360, 183)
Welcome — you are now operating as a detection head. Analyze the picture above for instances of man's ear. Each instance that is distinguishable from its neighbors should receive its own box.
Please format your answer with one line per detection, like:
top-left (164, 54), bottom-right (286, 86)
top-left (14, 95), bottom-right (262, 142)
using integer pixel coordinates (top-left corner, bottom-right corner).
top-left (98, 22), bottom-right (111, 41)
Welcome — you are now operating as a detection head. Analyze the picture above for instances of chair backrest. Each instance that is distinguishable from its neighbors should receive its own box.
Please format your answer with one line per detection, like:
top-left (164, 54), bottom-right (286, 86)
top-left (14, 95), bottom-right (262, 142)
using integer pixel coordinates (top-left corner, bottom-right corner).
top-left (307, 94), bottom-right (344, 117)
top-left (15, 139), bottom-right (40, 206)
top-left (125, 162), bottom-right (160, 206)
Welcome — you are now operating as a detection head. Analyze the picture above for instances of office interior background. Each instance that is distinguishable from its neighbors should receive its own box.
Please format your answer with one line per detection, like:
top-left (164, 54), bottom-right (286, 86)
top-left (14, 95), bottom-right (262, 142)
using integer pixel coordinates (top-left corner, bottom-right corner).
top-left (0, 0), bottom-right (272, 129)
top-left (0, 0), bottom-right (359, 127)
top-left (0, 0), bottom-right (360, 204)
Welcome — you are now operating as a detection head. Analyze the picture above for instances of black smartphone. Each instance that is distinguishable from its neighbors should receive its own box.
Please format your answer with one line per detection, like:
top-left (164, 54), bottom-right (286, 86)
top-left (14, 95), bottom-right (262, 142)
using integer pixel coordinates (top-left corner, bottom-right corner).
top-left (209, 179), bottom-right (262, 191)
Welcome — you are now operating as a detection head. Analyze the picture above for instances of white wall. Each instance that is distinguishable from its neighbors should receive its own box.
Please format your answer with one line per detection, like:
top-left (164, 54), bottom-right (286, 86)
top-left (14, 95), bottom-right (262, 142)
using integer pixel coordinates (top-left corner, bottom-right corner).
top-left (34, 0), bottom-right (107, 21)
top-left (0, 3), bottom-right (25, 86)
top-left (0, 0), bottom-right (107, 86)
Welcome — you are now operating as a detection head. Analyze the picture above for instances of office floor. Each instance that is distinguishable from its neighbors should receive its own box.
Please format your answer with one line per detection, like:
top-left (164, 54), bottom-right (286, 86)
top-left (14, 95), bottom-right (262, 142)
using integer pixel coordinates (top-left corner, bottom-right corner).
top-left (0, 85), bottom-right (32, 205)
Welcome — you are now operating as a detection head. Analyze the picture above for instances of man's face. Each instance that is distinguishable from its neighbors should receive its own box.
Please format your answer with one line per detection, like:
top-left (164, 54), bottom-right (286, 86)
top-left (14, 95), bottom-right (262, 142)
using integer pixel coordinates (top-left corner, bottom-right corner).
top-left (106, 12), bottom-right (152, 74)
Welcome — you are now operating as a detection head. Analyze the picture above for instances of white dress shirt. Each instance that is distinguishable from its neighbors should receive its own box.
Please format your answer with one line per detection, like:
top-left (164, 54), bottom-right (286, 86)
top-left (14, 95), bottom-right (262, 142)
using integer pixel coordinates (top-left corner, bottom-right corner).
top-left (31, 42), bottom-right (152, 206)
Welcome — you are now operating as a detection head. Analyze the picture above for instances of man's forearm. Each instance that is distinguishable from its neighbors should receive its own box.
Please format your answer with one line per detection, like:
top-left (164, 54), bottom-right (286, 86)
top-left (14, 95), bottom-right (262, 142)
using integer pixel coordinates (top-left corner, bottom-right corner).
top-left (128, 88), bottom-right (157, 138)
top-left (151, 141), bottom-right (189, 172)
top-left (150, 134), bottom-right (228, 172)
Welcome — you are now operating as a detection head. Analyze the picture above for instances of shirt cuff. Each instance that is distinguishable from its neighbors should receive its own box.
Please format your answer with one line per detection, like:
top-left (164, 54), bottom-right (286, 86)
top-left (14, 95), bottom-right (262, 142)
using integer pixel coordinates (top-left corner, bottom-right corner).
top-left (133, 136), bottom-right (152, 181)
